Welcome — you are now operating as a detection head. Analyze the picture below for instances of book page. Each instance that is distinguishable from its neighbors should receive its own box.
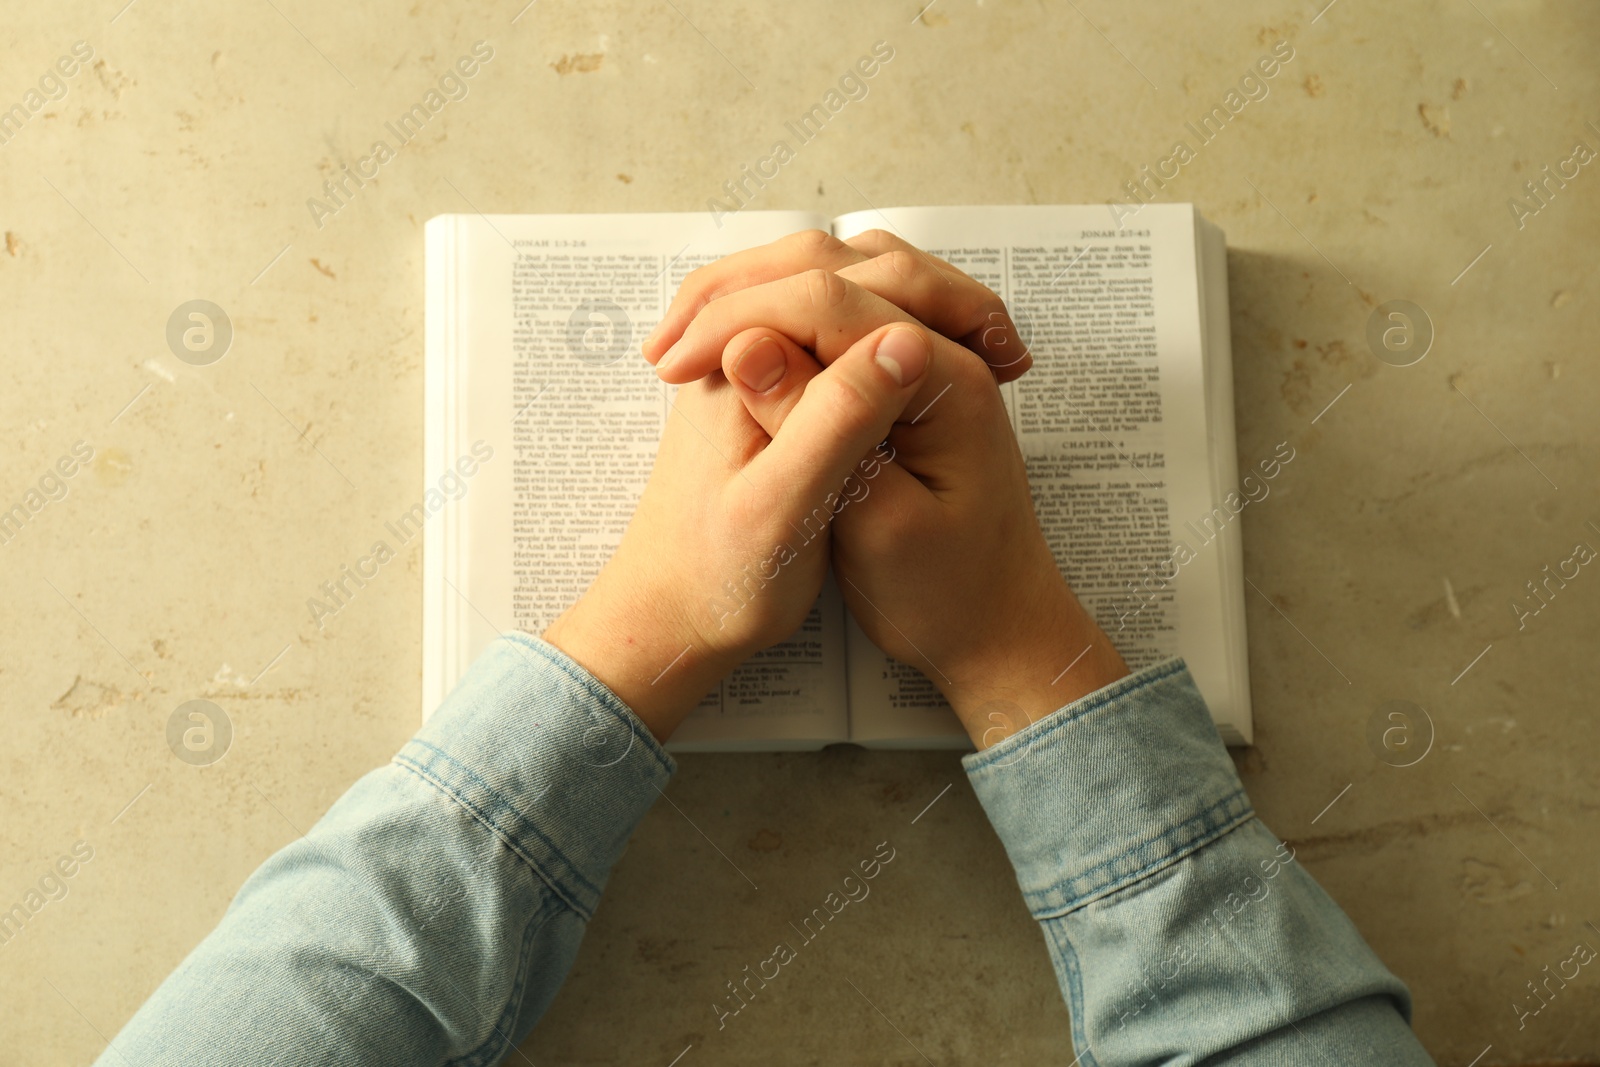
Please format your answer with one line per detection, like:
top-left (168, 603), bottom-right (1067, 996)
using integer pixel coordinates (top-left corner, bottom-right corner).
top-left (832, 205), bottom-right (1247, 745)
top-left (425, 210), bottom-right (852, 750)
top-left (1196, 218), bottom-right (1252, 744)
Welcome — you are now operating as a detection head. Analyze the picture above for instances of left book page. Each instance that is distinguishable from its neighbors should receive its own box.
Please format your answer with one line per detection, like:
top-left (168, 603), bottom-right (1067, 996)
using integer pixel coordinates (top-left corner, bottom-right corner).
top-left (424, 210), bottom-right (851, 751)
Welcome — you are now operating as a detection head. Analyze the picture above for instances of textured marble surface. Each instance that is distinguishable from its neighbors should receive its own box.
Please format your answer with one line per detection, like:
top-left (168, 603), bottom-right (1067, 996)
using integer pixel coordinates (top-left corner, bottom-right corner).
top-left (2, 2), bottom-right (1597, 1064)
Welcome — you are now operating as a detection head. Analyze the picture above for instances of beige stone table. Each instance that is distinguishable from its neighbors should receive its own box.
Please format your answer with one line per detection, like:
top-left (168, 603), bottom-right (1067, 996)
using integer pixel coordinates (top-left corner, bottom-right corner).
top-left (3, 1), bottom-right (1597, 1063)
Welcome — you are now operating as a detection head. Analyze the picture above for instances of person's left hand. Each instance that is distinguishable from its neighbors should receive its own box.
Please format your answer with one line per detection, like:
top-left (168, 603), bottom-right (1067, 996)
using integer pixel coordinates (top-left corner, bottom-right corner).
top-left (642, 228), bottom-right (1032, 383)
top-left (542, 341), bottom-right (933, 740)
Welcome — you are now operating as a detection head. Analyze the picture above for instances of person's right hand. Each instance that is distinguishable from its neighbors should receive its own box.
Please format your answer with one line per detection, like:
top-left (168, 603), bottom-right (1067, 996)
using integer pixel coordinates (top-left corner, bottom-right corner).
top-left (649, 252), bottom-right (1130, 746)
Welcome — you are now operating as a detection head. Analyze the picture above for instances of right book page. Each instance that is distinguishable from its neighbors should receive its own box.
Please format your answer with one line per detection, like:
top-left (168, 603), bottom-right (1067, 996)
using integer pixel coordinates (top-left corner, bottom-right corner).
top-left (831, 204), bottom-right (1251, 747)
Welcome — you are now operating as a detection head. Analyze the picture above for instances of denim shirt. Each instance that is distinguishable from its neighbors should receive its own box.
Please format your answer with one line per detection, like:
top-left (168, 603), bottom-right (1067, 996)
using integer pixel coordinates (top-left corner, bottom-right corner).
top-left (98, 636), bottom-right (1434, 1065)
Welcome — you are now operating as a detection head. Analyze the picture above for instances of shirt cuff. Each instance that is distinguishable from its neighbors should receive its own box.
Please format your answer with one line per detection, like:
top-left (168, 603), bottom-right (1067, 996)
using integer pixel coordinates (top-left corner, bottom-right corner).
top-left (396, 633), bottom-right (676, 921)
top-left (961, 658), bottom-right (1253, 920)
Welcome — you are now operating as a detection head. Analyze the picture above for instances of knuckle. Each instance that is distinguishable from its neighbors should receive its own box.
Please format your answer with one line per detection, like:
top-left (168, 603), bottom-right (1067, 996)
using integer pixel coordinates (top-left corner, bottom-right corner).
top-left (880, 248), bottom-right (922, 281)
top-left (857, 228), bottom-right (895, 250)
top-left (946, 258), bottom-right (984, 286)
top-left (949, 345), bottom-right (997, 389)
top-left (798, 267), bottom-right (851, 311)
top-left (789, 228), bottom-right (841, 257)
top-left (975, 294), bottom-right (1010, 332)
top-left (679, 263), bottom-right (712, 300)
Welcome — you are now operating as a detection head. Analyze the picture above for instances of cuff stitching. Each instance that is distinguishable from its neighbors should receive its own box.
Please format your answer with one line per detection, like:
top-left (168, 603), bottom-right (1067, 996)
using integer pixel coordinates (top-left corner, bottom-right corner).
top-left (1029, 794), bottom-right (1254, 919)
top-left (393, 747), bottom-right (599, 920)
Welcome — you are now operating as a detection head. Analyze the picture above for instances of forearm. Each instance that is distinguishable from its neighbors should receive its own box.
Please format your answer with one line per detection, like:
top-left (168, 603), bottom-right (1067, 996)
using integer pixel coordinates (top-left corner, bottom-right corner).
top-left (100, 635), bottom-right (674, 1067)
top-left (963, 660), bottom-right (1433, 1064)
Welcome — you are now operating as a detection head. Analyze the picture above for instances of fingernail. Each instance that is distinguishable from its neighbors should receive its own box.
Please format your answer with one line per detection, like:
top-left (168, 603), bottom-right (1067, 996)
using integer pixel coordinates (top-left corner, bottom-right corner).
top-left (732, 336), bottom-right (786, 392)
top-left (874, 326), bottom-right (928, 386)
top-left (643, 322), bottom-right (664, 352)
top-left (657, 340), bottom-right (683, 370)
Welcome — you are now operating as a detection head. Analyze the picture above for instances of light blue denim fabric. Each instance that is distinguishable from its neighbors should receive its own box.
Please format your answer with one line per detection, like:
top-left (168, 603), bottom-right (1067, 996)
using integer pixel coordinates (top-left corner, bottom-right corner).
top-left (963, 659), bottom-right (1434, 1064)
top-left (98, 638), bottom-right (1433, 1065)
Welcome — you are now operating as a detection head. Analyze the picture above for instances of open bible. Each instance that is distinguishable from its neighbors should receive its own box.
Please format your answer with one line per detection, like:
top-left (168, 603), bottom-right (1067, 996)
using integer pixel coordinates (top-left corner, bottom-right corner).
top-left (424, 204), bottom-right (1252, 749)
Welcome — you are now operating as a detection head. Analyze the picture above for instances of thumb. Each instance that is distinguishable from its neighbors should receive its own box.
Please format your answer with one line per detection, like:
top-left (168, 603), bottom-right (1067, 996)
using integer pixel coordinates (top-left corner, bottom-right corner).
top-left (741, 323), bottom-right (931, 510)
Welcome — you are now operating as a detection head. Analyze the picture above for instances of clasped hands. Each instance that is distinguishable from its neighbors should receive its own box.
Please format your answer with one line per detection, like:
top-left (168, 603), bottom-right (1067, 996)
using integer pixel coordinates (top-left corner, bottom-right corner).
top-left (543, 230), bottom-right (1127, 748)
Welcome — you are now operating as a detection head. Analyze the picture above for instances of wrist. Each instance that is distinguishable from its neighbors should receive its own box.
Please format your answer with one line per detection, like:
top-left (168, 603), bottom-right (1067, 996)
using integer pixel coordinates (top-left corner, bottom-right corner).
top-left (940, 582), bottom-right (1129, 748)
top-left (543, 573), bottom-right (740, 742)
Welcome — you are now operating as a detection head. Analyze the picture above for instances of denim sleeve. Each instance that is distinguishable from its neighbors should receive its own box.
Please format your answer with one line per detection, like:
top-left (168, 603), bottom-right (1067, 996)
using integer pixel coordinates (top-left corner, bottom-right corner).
top-left (97, 633), bottom-right (674, 1067)
top-left (962, 659), bottom-right (1436, 1066)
